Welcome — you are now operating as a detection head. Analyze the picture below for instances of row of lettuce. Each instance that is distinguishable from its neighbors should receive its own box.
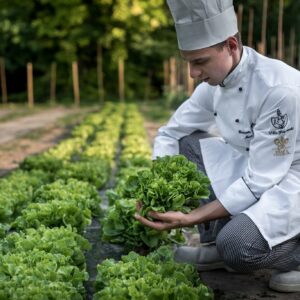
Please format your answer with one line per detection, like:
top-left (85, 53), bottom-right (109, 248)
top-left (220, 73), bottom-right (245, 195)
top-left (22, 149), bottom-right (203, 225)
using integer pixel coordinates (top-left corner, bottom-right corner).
top-left (0, 102), bottom-right (213, 299)
top-left (94, 106), bottom-right (213, 299)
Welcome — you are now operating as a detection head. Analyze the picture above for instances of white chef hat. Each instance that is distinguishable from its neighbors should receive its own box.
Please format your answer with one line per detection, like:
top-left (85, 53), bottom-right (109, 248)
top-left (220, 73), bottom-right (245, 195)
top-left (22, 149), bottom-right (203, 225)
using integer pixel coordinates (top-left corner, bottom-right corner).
top-left (166, 0), bottom-right (238, 51)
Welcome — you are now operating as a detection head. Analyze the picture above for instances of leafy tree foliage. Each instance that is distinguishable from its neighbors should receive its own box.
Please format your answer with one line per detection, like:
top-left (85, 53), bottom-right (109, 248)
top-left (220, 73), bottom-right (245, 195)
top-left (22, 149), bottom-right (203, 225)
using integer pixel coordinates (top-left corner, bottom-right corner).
top-left (0, 1), bottom-right (298, 102)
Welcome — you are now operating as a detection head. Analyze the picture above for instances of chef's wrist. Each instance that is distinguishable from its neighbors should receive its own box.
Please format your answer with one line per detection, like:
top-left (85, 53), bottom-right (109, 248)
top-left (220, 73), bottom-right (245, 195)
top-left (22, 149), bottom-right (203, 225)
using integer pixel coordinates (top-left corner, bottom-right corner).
top-left (183, 210), bottom-right (202, 227)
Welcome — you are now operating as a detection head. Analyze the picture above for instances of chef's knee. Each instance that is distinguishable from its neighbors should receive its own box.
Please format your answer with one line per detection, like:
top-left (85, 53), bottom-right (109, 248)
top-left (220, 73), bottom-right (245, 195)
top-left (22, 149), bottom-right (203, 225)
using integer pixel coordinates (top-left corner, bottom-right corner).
top-left (216, 225), bottom-right (265, 272)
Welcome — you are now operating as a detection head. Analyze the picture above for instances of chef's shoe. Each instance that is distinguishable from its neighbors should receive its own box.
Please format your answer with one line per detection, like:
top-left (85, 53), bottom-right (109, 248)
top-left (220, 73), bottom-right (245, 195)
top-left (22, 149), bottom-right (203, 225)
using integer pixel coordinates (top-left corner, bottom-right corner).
top-left (269, 266), bottom-right (300, 292)
top-left (174, 244), bottom-right (233, 271)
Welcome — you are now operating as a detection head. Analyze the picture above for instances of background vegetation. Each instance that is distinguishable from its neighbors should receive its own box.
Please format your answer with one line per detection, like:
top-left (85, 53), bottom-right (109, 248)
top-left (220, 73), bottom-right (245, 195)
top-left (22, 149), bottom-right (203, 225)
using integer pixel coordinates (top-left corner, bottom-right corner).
top-left (0, 0), bottom-right (299, 104)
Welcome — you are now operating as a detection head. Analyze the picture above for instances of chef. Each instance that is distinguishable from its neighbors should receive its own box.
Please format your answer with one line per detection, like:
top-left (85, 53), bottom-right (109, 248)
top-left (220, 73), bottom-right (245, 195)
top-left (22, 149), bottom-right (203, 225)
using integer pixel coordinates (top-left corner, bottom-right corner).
top-left (135, 0), bottom-right (300, 293)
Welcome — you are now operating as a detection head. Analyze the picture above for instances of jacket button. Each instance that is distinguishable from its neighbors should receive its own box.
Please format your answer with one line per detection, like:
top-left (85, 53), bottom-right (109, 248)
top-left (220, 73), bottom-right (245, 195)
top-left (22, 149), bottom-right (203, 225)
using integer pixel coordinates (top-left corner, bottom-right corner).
top-left (239, 87), bottom-right (243, 92)
top-left (214, 112), bottom-right (217, 116)
top-left (235, 119), bottom-right (239, 123)
top-left (246, 147), bottom-right (249, 151)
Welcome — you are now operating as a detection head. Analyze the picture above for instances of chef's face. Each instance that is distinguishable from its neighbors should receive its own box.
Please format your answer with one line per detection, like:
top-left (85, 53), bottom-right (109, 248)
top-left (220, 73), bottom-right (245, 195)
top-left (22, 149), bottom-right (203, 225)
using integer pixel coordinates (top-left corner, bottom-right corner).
top-left (181, 37), bottom-right (240, 86)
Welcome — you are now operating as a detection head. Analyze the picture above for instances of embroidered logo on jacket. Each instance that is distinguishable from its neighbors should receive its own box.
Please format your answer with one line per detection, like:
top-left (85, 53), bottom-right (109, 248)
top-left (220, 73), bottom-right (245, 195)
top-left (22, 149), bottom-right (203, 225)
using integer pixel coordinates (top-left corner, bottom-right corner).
top-left (273, 136), bottom-right (289, 156)
top-left (271, 109), bottom-right (288, 129)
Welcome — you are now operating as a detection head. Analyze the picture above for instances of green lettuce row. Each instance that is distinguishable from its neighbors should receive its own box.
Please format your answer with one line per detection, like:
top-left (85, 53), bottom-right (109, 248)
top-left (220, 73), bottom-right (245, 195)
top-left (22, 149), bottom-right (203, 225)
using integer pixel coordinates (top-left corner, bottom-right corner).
top-left (0, 249), bottom-right (87, 300)
top-left (0, 169), bottom-right (51, 224)
top-left (93, 246), bottom-right (213, 300)
top-left (108, 103), bottom-right (152, 201)
top-left (11, 179), bottom-right (102, 232)
top-left (82, 104), bottom-right (125, 166)
top-left (0, 225), bottom-right (90, 269)
top-left (55, 159), bottom-right (110, 189)
top-left (119, 104), bottom-right (152, 168)
top-left (103, 104), bottom-right (161, 249)
top-left (20, 103), bottom-right (117, 172)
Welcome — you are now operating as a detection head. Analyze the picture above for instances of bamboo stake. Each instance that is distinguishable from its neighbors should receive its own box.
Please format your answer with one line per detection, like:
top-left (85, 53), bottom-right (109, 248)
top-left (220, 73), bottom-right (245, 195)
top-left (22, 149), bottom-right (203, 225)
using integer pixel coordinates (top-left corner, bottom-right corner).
top-left (277, 0), bottom-right (284, 60)
top-left (247, 8), bottom-right (254, 48)
top-left (72, 61), bottom-right (80, 106)
top-left (97, 43), bottom-right (104, 104)
top-left (50, 62), bottom-right (57, 103)
top-left (237, 4), bottom-right (243, 34)
top-left (260, 0), bottom-right (268, 55)
top-left (27, 62), bottom-right (34, 108)
top-left (118, 58), bottom-right (124, 102)
top-left (0, 57), bottom-right (8, 104)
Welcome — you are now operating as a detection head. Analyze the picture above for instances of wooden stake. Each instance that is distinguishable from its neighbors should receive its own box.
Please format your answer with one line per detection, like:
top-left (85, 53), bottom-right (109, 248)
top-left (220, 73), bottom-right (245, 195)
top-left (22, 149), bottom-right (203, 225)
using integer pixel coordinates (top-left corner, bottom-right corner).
top-left (97, 43), bottom-right (104, 104)
top-left (289, 28), bottom-right (295, 67)
top-left (27, 62), bottom-right (34, 108)
top-left (277, 0), bottom-right (284, 60)
top-left (257, 42), bottom-right (264, 54)
top-left (237, 4), bottom-right (243, 34)
top-left (247, 8), bottom-right (254, 48)
top-left (298, 44), bottom-right (300, 70)
top-left (118, 58), bottom-right (124, 102)
top-left (176, 58), bottom-right (181, 88)
top-left (271, 36), bottom-right (277, 58)
top-left (163, 60), bottom-right (169, 89)
top-left (72, 61), bottom-right (80, 106)
top-left (50, 62), bottom-right (56, 103)
top-left (186, 63), bottom-right (194, 96)
top-left (0, 57), bottom-right (8, 104)
top-left (169, 57), bottom-right (176, 93)
top-left (260, 0), bottom-right (268, 55)
top-left (282, 33), bottom-right (285, 62)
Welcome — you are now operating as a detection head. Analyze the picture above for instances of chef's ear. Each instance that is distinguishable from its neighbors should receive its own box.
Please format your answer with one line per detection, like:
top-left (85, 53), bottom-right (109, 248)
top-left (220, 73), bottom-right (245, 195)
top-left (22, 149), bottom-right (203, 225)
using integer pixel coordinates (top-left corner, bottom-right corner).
top-left (225, 37), bottom-right (238, 54)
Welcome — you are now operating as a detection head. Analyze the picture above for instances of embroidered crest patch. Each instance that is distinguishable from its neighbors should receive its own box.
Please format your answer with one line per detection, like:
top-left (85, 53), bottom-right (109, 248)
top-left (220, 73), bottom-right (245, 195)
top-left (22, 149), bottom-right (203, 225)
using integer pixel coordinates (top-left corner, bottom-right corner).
top-left (271, 109), bottom-right (288, 129)
top-left (273, 136), bottom-right (289, 156)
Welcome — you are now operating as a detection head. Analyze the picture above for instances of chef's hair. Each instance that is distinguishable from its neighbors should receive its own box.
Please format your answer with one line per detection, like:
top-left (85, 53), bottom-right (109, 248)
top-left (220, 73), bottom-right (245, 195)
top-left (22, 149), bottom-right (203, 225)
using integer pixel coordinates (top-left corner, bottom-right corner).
top-left (214, 32), bottom-right (242, 52)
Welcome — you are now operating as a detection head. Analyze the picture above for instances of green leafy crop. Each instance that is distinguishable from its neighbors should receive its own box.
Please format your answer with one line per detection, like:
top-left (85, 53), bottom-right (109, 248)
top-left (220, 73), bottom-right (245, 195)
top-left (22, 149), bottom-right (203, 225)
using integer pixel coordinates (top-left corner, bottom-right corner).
top-left (93, 246), bottom-right (213, 300)
top-left (102, 155), bottom-right (210, 250)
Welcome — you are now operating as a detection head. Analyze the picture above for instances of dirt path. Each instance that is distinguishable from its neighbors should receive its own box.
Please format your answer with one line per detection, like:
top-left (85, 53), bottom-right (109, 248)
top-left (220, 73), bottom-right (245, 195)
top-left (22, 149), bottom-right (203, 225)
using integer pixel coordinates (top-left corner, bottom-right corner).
top-left (0, 106), bottom-right (93, 176)
top-left (0, 107), bottom-right (78, 144)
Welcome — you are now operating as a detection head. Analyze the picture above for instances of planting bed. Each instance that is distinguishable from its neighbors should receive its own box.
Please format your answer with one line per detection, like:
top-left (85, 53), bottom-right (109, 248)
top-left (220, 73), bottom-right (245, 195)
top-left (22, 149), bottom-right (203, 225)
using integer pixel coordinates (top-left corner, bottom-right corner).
top-left (0, 102), bottom-right (299, 300)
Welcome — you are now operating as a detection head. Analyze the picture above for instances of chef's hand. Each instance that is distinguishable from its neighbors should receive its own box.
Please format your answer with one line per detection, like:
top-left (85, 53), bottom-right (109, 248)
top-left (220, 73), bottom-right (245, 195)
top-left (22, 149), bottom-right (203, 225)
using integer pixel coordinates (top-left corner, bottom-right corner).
top-left (134, 201), bottom-right (188, 231)
top-left (135, 199), bottom-right (230, 231)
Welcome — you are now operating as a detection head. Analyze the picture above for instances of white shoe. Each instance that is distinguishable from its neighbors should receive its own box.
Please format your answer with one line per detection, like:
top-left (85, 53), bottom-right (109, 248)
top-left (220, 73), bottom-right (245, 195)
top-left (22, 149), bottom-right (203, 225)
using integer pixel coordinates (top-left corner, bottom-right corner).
top-left (269, 266), bottom-right (300, 292)
top-left (174, 245), bottom-right (234, 272)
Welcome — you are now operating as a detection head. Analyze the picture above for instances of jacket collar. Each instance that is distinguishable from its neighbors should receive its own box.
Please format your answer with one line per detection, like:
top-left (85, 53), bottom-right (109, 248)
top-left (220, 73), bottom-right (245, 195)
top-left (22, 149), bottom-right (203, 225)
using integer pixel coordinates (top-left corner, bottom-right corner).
top-left (220, 46), bottom-right (248, 89)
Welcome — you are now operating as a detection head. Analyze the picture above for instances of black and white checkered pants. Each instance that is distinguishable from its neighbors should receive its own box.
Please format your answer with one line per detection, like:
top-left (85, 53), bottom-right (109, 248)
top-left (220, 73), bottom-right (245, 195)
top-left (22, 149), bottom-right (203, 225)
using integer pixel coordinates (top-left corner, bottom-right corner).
top-left (179, 130), bottom-right (300, 272)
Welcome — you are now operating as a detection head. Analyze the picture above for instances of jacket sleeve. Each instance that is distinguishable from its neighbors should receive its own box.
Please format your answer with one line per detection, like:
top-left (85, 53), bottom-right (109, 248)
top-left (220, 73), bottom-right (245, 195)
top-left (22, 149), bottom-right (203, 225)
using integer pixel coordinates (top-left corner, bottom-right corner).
top-left (219, 86), bottom-right (299, 215)
top-left (153, 83), bottom-right (216, 159)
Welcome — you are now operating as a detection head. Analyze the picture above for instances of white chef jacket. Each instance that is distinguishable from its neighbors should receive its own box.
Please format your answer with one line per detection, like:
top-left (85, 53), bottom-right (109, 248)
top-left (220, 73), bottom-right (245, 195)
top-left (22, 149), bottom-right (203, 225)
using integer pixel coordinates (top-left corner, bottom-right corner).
top-left (153, 46), bottom-right (300, 249)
